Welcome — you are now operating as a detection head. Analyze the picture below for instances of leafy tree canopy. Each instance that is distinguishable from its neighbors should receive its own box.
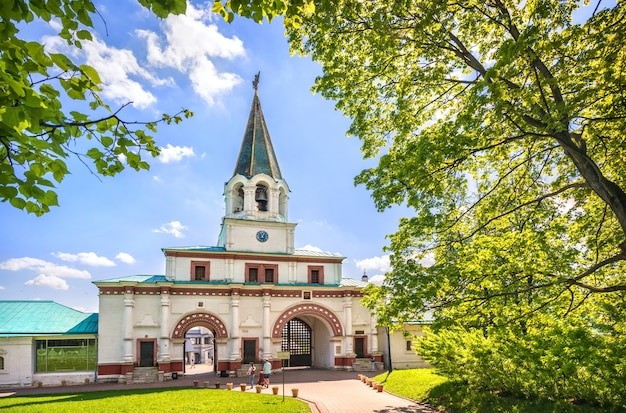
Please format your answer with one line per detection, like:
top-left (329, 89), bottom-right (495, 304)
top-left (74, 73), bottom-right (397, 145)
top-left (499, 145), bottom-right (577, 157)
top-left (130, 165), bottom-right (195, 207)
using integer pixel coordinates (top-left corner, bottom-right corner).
top-left (219, 0), bottom-right (626, 327)
top-left (0, 0), bottom-right (192, 216)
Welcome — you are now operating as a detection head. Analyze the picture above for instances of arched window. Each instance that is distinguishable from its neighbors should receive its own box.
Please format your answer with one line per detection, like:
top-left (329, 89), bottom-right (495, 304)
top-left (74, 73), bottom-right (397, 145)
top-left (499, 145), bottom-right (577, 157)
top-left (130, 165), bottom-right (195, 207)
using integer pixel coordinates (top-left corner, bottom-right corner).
top-left (0, 356), bottom-right (4, 370)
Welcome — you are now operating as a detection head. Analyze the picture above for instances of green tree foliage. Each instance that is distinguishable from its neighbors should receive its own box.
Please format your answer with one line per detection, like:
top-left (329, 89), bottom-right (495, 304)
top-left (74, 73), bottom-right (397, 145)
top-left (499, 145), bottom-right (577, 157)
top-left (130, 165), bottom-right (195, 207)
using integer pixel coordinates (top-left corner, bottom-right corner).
top-left (0, 0), bottom-right (192, 215)
top-left (416, 322), bottom-right (626, 407)
top-left (218, 0), bottom-right (626, 318)
top-left (220, 1), bottom-right (626, 406)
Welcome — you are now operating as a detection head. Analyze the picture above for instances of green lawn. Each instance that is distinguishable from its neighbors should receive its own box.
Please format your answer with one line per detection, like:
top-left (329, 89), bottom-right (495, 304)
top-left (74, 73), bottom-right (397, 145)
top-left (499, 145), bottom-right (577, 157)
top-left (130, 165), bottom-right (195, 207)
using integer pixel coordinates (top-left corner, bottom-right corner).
top-left (371, 369), bottom-right (625, 413)
top-left (0, 387), bottom-right (310, 413)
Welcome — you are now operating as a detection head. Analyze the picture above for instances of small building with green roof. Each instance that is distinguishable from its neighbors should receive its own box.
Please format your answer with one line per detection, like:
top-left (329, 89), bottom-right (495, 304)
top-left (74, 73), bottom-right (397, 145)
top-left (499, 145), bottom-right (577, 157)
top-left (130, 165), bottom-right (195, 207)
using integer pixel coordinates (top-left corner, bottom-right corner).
top-left (0, 300), bottom-right (98, 387)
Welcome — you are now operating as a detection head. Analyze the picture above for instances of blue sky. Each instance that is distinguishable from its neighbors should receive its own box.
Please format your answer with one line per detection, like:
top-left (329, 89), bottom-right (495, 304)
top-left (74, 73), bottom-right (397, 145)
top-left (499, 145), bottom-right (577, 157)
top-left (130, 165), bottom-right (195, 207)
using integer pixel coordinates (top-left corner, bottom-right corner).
top-left (0, 1), bottom-right (406, 313)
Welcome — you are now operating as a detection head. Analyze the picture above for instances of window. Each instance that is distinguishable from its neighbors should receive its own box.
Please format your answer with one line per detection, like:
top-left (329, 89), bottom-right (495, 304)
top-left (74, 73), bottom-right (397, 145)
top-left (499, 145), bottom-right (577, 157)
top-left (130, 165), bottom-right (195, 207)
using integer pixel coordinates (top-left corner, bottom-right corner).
top-left (307, 266), bottom-right (324, 284)
top-left (406, 340), bottom-right (412, 351)
top-left (248, 267), bottom-right (259, 282)
top-left (194, 266), bottom-right (205, 281)
top-left (246, 263), bottom-right (278, 283)
top-left (0, 356), bottom-right (4, 370)
top-left (204, 337), bottom-right (210, 345)
top-left (310, 270), bottom-right (319, 284)
top-left (190, 261), bottom-right (210, 281)
top-left (35, 339), bottom-right (97, 372)
top-left (194, 337), bottom-right (202, 345)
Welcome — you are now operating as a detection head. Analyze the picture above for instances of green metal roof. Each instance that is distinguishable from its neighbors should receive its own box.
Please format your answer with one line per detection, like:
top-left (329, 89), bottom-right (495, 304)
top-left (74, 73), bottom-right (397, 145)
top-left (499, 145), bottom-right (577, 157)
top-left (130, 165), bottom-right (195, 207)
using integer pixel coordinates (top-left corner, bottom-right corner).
top-left (233, 90), bottom-right (283, 179)
top-left (0, 300), bottom-right (98, 336)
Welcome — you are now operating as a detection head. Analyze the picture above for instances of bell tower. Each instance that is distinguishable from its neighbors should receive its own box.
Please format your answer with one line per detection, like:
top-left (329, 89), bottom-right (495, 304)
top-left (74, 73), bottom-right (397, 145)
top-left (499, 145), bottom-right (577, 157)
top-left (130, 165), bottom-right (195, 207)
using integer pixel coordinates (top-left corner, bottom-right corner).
top-left (218, 73), bottom-right (296, 253)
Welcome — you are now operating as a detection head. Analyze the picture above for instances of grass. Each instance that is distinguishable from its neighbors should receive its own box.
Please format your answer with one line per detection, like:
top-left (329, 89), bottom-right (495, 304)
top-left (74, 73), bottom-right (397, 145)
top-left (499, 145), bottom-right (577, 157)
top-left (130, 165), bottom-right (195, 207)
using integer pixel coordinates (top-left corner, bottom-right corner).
top-left (371, 369), bottom-right (626, 413)
top-left (0, 387), bottom-right (310, 413)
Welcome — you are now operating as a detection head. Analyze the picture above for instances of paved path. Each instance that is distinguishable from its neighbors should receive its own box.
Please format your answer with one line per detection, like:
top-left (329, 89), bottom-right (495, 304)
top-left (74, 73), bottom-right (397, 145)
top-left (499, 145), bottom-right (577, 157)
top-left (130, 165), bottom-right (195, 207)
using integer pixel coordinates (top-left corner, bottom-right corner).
top-left (0, 366), bottom-right (439, 413)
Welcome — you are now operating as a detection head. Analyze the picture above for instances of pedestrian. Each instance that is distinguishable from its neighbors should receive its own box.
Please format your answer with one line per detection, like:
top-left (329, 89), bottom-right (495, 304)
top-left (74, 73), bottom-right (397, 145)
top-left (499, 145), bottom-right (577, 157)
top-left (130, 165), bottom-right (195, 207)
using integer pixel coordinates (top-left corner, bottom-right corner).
top-left (263, 358), bottom-right (271, 388)
top-left (247, 361), bottom-right (256, 389)
top-left (371, 355), bottom-right (376, 372)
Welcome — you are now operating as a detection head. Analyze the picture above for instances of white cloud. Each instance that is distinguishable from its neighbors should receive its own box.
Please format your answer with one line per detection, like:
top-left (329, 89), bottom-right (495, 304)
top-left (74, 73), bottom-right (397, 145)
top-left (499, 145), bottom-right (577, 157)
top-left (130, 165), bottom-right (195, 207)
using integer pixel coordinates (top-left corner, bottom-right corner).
top-left (369, 274), bottom-right (386, 286)
top-left (42, 32), bottom-right (170, 109)
top-left (300, 244), bottom-right (323, 252)
top-left (136, 2), bottom-right (245, 105)
top-left (116, 252), bottom-right (136, 264)
top-left (153, 220), bottom-right (187, 238)
top-left (25, 274), bottom-right (69, 290)
top-left (356, 255), bottom-right (392, 274)
top-left (0, 285), bottom-right (5, 290)
top-left (159, 144), bottom-right (195, 163)
top-left (53, 252), bottom-right (116, 267)
top-left (0, 257), bottom-right (91, 279)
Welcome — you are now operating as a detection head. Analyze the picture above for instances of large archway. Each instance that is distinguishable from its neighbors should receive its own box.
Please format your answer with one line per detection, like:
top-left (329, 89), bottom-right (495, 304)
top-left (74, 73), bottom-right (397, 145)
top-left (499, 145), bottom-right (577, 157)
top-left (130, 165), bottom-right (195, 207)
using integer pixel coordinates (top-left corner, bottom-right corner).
top-left (272, 304), bottom-right (343, 369)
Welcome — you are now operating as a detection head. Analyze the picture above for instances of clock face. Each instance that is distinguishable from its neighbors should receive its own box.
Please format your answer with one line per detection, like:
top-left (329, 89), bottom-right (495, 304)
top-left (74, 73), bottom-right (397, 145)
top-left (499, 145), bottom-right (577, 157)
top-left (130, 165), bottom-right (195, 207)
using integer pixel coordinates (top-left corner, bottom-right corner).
top-left (256, 230), bottom-right (269, 243)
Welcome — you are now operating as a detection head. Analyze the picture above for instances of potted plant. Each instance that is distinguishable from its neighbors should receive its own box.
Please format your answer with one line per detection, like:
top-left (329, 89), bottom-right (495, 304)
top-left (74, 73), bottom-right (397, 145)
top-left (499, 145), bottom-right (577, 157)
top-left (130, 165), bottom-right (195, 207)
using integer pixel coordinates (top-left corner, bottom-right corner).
top-left (255, 384), bottom-right (262, 393)
top-left (240, 383), bottom-right (247, 391)
top-left (204, 381), bottom-right (210, 388)
top-left (226, 382), bottom-right (233, 390)
top-left (193, 380), bottom-right (199, 387)
top-left (272, 386), bottom-right (279, 395)
top-left (377, 383), bottom-right (384, 392)
top-left (291, 388), bottom-right (299, 398)
top-left (215, 382), bottom-right (221, 389)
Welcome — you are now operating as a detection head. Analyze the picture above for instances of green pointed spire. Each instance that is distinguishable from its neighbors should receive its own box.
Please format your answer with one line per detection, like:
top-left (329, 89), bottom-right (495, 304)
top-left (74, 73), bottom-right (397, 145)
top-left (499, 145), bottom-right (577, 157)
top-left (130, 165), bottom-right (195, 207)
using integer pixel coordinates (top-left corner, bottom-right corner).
top-left (233, 73), bottom-right (283, 179)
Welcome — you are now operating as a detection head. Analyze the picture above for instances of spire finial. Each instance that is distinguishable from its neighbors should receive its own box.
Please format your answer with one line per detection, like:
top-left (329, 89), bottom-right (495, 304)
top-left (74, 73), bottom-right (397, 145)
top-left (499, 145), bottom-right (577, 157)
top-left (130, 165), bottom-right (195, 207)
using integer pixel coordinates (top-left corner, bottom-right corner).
top-left (252, 71), bottom-right (260, 94)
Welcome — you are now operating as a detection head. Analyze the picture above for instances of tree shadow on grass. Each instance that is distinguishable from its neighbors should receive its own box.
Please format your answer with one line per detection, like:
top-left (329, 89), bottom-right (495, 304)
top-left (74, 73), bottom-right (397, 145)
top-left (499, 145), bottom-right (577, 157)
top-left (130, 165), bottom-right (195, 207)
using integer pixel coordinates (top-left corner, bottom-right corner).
top-left (425, 381), bottom-right (622, 413)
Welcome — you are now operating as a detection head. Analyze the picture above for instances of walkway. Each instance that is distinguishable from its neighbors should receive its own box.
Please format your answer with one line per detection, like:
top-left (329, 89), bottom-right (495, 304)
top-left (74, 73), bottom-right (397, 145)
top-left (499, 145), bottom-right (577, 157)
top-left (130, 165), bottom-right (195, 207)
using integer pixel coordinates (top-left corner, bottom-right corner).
top-left (0, 366), bottom-right (438, 413)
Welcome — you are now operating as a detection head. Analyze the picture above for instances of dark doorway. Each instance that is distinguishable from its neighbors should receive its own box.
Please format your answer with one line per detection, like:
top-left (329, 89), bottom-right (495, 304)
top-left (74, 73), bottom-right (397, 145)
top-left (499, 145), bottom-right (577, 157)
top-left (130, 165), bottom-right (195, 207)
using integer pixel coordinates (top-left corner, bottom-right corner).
top-left (243, 339), bottom-right (256, 363)
top-left (354, 337), bottom-right (365, 358)
top-left (281, 318), bottom-right (312, 366)
top-left (139, 341), bottom-right (154, 367)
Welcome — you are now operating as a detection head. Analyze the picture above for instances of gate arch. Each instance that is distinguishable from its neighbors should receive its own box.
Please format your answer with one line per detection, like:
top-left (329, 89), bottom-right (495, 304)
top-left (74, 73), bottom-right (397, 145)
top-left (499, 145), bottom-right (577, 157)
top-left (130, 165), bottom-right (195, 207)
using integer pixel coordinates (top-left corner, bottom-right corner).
top-left (272, 303), bottom-right (343, 338)
top-left (281, 318), bottom-right (312, 366)
top-left (172, 312), bottom-right (229, 339)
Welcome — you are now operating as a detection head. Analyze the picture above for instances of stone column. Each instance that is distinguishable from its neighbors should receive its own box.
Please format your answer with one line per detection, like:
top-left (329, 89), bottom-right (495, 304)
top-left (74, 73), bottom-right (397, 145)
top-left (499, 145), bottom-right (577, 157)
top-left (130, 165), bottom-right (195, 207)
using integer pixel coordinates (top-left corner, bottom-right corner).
top-left (123, 292), bottom-right (135, 362)
top-left (159, 292), bottom-right (170, 360)
top-left (244, 185), bottom-right (256, 214)
top-left (343, 295), bottom-right (353, 354)
top-left (262, 293), bottom-right (272, 359)
top-left (230, 294), bottom-right (240, 360)
top-left (370, 315), bottom-right (379, 353)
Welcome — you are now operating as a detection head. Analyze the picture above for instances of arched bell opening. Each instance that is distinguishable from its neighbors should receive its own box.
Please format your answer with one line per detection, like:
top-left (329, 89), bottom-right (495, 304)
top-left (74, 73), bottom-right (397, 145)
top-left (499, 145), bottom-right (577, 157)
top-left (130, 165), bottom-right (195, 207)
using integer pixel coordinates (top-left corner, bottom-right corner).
top-left (255, 184), bottom-right (268, 211)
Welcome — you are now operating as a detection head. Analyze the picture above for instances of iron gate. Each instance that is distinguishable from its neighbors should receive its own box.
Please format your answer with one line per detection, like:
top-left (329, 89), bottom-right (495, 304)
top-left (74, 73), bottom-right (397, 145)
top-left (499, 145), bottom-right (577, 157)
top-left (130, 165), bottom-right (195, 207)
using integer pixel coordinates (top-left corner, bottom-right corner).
top-left (281, 318), bottom-right (312, 366)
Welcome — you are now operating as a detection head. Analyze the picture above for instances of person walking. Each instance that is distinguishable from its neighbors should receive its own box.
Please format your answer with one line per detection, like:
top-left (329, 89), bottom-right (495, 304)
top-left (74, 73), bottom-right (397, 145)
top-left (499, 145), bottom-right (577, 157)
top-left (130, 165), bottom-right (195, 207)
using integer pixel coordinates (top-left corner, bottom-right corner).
top-left (262, 358), bottom-right (271, 388)
top-left (246, 362), bottom-right (256, 389)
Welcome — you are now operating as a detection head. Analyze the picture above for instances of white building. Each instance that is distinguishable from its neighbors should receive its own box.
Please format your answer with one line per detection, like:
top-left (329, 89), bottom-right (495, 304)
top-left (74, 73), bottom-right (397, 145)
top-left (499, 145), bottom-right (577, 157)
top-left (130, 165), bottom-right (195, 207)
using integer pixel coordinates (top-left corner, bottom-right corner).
top-left (93, 84), bottom-right (384, 381)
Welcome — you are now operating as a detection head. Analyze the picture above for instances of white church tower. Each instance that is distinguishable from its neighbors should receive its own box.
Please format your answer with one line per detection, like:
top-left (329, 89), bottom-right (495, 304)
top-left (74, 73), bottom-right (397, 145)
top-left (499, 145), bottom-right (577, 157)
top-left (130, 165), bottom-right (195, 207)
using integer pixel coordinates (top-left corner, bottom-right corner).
top-left (218, 73), bottom-right (296, 255)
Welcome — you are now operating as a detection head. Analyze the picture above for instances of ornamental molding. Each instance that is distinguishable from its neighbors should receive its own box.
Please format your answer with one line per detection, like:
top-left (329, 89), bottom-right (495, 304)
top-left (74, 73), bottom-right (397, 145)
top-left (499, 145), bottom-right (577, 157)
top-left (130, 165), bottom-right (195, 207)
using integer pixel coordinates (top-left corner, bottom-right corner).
top-left (272, 303), bottom-right (344, 338)
top-left (172, 312), bottom-right (228, 339)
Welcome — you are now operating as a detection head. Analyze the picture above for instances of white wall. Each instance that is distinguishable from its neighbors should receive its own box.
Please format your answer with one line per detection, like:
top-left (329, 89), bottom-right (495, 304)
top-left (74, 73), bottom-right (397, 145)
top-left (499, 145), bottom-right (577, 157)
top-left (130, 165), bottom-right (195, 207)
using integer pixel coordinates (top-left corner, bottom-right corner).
top-left (0, 337), bottom-right (33, 387)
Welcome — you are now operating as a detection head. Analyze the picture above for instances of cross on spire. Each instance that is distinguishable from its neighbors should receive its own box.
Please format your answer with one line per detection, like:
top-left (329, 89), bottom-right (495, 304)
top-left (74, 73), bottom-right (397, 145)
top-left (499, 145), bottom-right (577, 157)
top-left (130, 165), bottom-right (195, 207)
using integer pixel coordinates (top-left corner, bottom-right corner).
top-left (252, 71), bottom-right (260, 94)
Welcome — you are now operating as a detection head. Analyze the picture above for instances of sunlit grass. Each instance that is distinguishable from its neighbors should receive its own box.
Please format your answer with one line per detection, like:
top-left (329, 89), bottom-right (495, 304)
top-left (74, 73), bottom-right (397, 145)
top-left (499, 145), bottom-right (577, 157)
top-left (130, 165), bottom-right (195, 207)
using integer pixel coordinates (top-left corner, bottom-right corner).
top-left (0, 387), bottom-right (309, 413)
top-left (371, 369), bottom-right (624, 413)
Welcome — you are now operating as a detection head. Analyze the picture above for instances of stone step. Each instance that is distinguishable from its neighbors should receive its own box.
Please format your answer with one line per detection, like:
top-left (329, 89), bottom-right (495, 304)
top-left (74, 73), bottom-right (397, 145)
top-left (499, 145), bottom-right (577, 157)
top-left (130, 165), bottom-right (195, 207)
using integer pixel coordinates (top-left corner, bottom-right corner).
top-left (130, 367), bottom-right (159, 384)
